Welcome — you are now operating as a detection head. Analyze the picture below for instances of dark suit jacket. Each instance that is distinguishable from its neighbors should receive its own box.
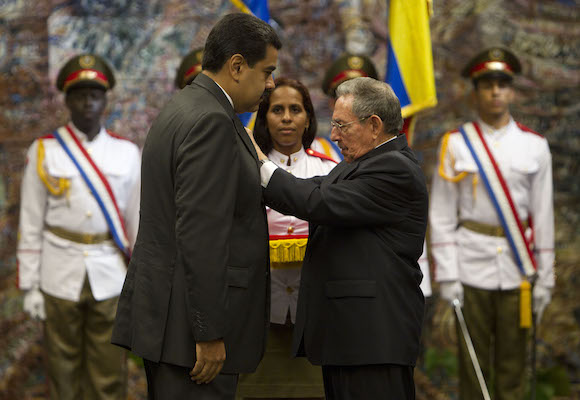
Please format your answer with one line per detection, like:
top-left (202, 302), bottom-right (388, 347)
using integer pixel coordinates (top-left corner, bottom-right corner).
top-left (112, 73), bottom-right (270, 373)
top-left (264, 136), bottom-right (428, 367)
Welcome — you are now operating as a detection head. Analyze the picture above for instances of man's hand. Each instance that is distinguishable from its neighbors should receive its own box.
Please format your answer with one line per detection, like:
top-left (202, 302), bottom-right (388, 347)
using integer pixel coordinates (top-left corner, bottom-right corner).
top-left (189, 339), bottom-right (226, 384)
top-left (440, 281), bottom-right (464, 307)
top-left (245, 127), bottom-right (268, 161)
top-left (23, 288), bottom-right (46, 320)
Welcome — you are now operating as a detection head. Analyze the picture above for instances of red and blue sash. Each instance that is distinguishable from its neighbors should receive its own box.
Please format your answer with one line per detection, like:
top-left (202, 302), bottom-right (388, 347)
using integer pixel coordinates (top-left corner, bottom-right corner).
top-left (52, 125), bottom-right (131, 258)
top-left (459, 121), bottom-right (536, 278)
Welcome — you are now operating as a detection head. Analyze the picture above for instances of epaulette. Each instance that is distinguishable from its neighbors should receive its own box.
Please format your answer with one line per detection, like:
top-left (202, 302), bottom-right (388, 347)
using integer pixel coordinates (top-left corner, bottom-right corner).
top-left (516, 122), bottom-right (544, 138)
top-left (306, 148), bottom-right (338, 163)
top-left (36, 135), bottom-right (70, 196)
top-left (437, 130), bottom-right (468, 183)
top-left (106, 130), bottom-right (134, 143)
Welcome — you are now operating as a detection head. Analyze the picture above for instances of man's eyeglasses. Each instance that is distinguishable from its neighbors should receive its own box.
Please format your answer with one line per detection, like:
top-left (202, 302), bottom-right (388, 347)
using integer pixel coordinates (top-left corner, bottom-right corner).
top-left (330, 116), bottom-right (371, 133)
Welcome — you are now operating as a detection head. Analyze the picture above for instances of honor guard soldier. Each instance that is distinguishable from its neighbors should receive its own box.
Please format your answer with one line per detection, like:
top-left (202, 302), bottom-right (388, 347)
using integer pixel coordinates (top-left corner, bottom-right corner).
top-left (175, 47), bottom-right (204, 89)
top-left (430, 47), bottom-right (555, 400)
top-left (17, 54), bottom-right (141, 400)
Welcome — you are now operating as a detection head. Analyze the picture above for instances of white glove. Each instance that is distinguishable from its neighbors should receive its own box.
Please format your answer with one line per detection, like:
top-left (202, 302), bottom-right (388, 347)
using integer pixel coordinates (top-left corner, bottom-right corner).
top-left (440, 281), bottom-right (464, 307)
top-left (23, 288), bottom-right (46, 321)
top-left (533, 285), bottom-right (551, 325)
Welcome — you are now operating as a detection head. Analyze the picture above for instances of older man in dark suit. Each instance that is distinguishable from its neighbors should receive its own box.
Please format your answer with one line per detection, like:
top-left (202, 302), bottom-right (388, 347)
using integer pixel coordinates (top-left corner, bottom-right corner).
top-left (112, 13), bottom-right (281, 399)
top-left (253, 77), bottom-right (428, 400)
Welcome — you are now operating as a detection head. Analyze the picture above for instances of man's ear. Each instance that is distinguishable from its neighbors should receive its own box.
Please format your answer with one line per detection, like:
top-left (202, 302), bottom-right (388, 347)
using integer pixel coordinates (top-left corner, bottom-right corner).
top-left (370, 115), bottom-right (382, 139)
top-left (229, 54), bottom-right (245, 82)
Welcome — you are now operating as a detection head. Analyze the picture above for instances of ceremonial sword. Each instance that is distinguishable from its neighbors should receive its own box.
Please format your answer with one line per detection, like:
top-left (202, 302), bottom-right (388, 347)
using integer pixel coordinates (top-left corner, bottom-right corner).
top-left (453, 298), bottom-right (491, 400)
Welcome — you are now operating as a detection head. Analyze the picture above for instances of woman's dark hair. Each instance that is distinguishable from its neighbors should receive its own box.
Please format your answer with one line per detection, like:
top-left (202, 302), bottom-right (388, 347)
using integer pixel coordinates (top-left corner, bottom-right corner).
top-left (254, 77), bottom-right (318, 154)
top-left (202, 13), bottom-right (282, 73)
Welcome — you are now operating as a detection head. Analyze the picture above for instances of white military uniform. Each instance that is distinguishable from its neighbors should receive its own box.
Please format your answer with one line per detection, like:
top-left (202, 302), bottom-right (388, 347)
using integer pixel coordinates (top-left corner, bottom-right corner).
top-left (17, 123), bottom-right (141, 301)
top-left (430, 118), bottom-right (554, 290)
top-left (267, 147), bottom-right (336, 324)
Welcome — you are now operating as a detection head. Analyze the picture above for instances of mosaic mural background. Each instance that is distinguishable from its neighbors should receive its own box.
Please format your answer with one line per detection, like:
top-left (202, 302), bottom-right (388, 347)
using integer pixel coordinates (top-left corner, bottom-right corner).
top-left (0, 0), bottom-right (579, 398)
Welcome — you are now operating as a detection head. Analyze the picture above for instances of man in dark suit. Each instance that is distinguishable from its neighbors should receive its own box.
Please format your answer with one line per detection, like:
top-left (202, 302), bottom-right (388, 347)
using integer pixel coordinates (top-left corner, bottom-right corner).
top-left (253, 77), bottom-right (428, 399)
top-left (112, 13), bottom-right (281, 399)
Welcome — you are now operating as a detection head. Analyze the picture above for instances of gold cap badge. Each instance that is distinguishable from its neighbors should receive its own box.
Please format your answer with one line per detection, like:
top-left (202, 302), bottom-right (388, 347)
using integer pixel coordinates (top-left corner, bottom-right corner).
top-left (79, 55), bottom-right (96, 69)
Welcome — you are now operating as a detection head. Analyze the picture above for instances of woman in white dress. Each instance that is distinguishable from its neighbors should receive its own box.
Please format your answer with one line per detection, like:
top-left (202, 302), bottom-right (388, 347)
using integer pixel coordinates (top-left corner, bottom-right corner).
top-left (237, 77), bottom-right (337, 400)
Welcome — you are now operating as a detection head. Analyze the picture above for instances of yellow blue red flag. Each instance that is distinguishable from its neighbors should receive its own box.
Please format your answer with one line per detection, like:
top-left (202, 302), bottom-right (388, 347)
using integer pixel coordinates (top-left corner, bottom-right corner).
top-left (386, 0), bottom-right (437, 119)
top-left (230, 0), bottom-right (271, 22)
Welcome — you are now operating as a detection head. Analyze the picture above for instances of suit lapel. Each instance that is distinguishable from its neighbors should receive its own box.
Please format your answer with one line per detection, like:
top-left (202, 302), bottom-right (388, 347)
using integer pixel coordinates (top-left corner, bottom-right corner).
top-left (324, 161), bottom-right (355, 184)
top-left (232, 116), bottom-right (259, 160)
top-left (192, 74), bottom-right (259, 161)
top-left (324, 162), bottom-right (346, 184)
top-left (310, 162), bottom-right (355, 234)
top-left (335, 161), bottom-right (359, 182)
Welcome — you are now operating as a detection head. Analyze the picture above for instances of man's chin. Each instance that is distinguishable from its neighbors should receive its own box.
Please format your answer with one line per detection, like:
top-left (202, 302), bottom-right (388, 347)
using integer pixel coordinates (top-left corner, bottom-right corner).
top-left (244, 102), bottom-right (260, 114)
top-left (487, 106), bottom-right (507, 115)
top-left (236, 104), bottom-right (259, 114)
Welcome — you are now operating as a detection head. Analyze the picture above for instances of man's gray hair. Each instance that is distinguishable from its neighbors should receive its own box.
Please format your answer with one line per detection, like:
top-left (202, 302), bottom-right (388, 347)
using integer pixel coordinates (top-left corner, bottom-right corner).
top-left (335, 77), bottom-right (403, 135)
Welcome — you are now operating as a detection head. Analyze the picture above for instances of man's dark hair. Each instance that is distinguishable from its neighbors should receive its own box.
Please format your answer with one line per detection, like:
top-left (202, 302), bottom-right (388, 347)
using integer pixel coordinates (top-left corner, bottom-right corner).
top-left (254, 77), bottom-right (317, 154)
top-left (202, 13), bottom-right (282, 73)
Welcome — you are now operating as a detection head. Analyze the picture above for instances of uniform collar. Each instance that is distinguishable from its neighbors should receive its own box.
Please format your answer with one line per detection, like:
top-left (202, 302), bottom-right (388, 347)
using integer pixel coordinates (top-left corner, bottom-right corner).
top-left (477, 116), bottom-right (515, 137)
top-left (68, 122), bottom-right (106, 143)
top-left (269, 146), bottom-right (306, 168)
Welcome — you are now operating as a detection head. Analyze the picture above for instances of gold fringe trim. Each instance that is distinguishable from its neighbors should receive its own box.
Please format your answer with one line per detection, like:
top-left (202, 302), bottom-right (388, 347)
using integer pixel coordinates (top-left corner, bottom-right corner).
top-left (271, 261), bottom-right (302, 270)
top-left (269, 238), bottom-right (308, 263)
top-left (438, 132), bottom-right (468, 183)
top-left (520, 280), bottom-right (532, 328)
top-left (472, 174), bottom-right (478, 202)
top-left (37, 139), bottom-right (70, 197)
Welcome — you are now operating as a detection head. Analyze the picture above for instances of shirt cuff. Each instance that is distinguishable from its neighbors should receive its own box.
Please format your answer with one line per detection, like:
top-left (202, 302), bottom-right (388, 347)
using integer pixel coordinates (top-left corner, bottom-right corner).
top-left (260, 160), bottom-right (278, 187)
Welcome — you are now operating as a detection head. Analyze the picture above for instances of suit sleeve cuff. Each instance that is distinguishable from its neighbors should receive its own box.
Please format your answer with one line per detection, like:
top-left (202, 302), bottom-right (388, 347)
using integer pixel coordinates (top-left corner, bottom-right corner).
top-left (260, 160), bottom-right (278, 187)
